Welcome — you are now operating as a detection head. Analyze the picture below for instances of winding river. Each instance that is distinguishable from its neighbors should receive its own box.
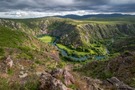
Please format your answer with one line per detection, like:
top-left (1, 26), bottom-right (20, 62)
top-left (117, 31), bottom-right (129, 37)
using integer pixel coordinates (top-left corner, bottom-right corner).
top-left (51, 38), bottom-right (106, 61)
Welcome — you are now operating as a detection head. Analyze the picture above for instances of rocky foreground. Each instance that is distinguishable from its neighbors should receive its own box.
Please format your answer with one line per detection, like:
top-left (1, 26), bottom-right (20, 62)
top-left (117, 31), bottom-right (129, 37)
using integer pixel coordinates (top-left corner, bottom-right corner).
top-left (39, 68), bottom-right (134, 90)
top-left (1, 54), bottom-right (134, 90)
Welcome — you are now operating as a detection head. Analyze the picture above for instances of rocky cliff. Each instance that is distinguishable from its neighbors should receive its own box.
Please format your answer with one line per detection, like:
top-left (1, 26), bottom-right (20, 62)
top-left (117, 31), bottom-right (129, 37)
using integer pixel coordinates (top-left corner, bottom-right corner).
top-left (1, 18), bottom-right (135, 50)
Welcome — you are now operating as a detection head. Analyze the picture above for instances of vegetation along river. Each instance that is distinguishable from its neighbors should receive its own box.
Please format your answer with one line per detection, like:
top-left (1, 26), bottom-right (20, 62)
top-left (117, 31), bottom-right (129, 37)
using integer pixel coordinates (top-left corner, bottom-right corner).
top-left (38, 35), bottom-right (107, 61)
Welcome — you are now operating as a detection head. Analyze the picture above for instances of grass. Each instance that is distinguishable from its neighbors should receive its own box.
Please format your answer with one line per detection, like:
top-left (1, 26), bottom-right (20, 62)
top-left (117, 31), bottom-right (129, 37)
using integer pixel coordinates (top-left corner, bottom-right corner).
top-left (57, 44), bottom-right (91, 56)
top-left (67, 17), bottom-right (133, 25)
top-left (7, 69), bottom-right (14, 75)
top-left (77, 60), bottom-right (113, 80)
top-left (0, 26), bottom-right (26, 48)
top-left (38, 35), bottom-right (107, 58)
top-left (38, 36), bottom-right (55, 43)
top-left (38, 35), bottom-right (98, 57)
top-left (103, 36), bottom-right (135, 53)
top-left (82, 16), bottom-right (135, 23)
top-left (0, 48), bottom-right (4, 56)
top-left (0, 76), bottom-right (39, 90)
top-left (0, 78), bottom-right (10, 90)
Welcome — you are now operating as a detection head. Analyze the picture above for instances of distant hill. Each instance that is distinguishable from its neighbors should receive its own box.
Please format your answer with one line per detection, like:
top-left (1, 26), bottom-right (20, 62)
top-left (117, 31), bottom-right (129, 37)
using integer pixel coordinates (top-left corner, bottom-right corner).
top-left (55, 14), bottom-right (134, 19)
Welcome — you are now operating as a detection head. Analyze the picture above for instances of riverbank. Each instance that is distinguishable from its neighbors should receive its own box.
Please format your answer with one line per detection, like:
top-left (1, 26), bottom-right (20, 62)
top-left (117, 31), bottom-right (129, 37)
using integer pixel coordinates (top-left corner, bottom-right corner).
top-left (38, 35), bottom-right (107, 61)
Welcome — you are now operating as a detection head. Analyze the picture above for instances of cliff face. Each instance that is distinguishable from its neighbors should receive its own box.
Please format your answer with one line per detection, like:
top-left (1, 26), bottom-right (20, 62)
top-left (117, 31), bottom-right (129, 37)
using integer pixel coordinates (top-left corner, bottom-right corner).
top-left (57, 23), bottom-right (135, 48)
top-left (1, 18), bottom-right (135, 52)
top-left (77, 23), bottom-right (135, 39)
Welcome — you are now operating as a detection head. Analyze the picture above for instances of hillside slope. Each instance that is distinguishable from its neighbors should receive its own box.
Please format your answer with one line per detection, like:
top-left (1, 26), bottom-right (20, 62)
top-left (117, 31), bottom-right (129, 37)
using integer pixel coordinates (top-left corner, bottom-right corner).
top-left (78, 51), bottom-right (135, 88)
top-left (0, 26), bottom-right (63, 90)
top-left (1, 17), bottom-right (135, 55)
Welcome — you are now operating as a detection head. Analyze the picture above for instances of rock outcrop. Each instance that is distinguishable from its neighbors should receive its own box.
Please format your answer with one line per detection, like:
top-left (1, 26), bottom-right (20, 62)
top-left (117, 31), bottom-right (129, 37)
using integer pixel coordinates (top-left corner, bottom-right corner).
top-left (84, 77), bottom-right (135, 90)
top-left (39, 72), bottom-right (69, 90)
top-left (39, 67), bottom-right (135, 90)
top-left (5, 55), bottom-right (13, 68)
top-left (106, 77), bottom-right (135, 90)
top-left (79, 51), bottom-right (135, 90)
top-left (84, 77), bottom-right (104, 90)
top-left (51, 68), bottom-right (75, 86)
top-left (39, 68), bottom-right (75, 90)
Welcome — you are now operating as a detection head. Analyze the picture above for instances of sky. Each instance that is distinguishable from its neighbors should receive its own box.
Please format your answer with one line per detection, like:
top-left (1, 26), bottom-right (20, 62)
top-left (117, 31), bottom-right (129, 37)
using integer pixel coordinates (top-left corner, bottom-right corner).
top-left (0, 0), bottom-right (135, 18)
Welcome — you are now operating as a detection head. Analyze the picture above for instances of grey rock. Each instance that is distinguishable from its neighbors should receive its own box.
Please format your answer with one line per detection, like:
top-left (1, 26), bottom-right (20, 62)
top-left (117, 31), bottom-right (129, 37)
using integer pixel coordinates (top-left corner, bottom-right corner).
top-left (51, 68), bottom-right (75, 86)
top-left (39, 72), bottom-right (70, 90)
top-left (107, 77), bottom-right (135, 90)
top-left (19, 73), bottom-right (28, 78)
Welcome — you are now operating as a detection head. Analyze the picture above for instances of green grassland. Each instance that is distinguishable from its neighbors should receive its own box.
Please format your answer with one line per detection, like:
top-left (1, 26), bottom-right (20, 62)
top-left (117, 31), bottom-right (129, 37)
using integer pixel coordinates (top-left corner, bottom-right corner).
top-left (64, 16), bottom-right (135, 25)
top-left (57, 44), bottom-right (92, 56)
top-left (38, 35), bottom-right (55, 43)
top-left (38, 35), bottom-right (107, 58)
top-left (0, 26), bottom-right (27, 48)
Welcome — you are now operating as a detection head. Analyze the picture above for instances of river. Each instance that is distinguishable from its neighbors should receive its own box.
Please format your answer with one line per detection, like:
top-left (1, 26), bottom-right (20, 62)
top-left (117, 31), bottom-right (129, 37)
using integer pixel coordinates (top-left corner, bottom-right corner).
top-left (51, 38), bottom-right (106, 61)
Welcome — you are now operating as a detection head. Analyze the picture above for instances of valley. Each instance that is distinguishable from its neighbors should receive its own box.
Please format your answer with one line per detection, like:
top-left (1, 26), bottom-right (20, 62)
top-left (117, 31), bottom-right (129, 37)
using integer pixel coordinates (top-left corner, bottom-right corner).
top-left (38, 35), bottom-right (106, 61)
top-left (0, 16), bottom-right (135, 90)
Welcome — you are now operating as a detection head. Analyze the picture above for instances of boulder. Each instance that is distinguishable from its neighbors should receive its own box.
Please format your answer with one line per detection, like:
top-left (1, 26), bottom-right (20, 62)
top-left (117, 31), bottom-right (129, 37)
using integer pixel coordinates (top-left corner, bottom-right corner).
top-left (19, 72), bottom-right (28, 78)
top-left (84, 77), bottom-right (104, 90)
top-left (63, 69), bottom-right (75, 86)
top-left (51, 68), bottom-right (75, 86)
top-left (5, 55), bottom-right (13, 68)
top-left (39, 72), bottom-right (70, 90)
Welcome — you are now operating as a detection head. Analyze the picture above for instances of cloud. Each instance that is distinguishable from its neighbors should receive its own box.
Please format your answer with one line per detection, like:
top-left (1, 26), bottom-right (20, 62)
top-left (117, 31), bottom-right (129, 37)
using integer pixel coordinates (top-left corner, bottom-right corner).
top-left (0, 0), bottom-right (135, 18)
top-left (0, 10), bottom-right (135, 19)
top-left (109, 0), bottom-right (135, 4)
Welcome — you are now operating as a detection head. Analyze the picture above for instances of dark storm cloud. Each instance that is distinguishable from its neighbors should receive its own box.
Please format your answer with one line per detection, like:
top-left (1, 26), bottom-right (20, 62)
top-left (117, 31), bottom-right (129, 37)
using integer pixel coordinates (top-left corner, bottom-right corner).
top-left (0, 0), bottom-right (135, 12)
